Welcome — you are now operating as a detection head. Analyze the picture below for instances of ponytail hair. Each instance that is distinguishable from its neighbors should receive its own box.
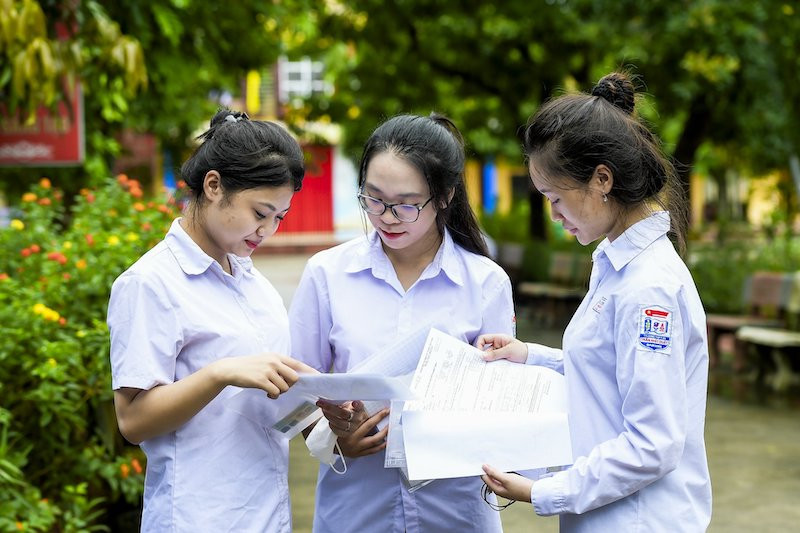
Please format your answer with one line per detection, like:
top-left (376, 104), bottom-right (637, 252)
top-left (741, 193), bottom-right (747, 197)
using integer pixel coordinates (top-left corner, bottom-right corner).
top-left (181, 109), bottom-right (305, 207)
top-left (522, 72), bottom-right (688, 253)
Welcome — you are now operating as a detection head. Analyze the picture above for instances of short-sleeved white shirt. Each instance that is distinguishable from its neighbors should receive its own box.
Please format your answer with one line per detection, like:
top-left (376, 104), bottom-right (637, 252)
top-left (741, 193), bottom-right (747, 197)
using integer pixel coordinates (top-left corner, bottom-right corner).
top-left (526, 212), bottom-right (712, 532)
top-left (289, 229), bottom-right (515, 533)
top-left (108, 219), bottom-right (292, 532)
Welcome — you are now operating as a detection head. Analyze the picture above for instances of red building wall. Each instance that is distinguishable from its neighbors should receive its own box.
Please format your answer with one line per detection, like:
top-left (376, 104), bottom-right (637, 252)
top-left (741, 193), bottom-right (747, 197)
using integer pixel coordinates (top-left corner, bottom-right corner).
top-left (279, 144), bottom-right (334, 233)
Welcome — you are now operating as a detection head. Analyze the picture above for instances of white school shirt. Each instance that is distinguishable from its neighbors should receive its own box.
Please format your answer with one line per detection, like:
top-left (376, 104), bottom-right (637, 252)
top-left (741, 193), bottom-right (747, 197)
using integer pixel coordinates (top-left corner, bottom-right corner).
top-left (525, 211), bottom-right (712, 532)
top-left (108, 219), bottom-right (292, 533)
top-left (289, 229), bottom-right (514, 533)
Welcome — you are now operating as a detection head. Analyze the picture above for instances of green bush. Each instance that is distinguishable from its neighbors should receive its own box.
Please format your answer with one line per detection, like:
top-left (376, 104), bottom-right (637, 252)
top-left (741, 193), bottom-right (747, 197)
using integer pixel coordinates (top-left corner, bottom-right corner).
top-left (0, 176), bottom-right (179, 531)
top-left (689, 238), bottom-right (800, 314)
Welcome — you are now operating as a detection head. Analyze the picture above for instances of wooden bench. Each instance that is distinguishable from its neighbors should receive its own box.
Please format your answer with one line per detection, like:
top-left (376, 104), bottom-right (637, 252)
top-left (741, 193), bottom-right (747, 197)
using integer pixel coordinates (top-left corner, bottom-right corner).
top-left (517, 251), bottom-right (592, 327)
top-left (706, 271), bottom-right (788, 371)
top-left (735, 272), bottom-right (800, 391)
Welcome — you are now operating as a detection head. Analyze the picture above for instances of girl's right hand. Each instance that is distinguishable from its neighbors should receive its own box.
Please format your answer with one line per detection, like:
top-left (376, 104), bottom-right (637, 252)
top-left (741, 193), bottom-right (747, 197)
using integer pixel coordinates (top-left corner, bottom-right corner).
top-left (212, 353), bottom-right (317, 399)
top-left (474, 334), bottom-right (528, 364)
top-left (317, 400), bottom-right (389, 458)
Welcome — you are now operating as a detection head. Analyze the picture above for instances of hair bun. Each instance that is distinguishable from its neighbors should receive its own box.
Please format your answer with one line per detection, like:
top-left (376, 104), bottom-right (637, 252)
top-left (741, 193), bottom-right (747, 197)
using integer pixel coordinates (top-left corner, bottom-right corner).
top-left (591, 73), bottom-right (635, 115)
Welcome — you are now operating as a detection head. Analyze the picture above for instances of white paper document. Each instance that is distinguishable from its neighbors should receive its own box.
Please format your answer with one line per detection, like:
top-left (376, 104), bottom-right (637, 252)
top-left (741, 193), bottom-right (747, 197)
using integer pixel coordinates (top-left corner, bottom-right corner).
top-left (225, 372), bottom-right (415, 440)
top-left (400, 328), bottom-right (573, 481)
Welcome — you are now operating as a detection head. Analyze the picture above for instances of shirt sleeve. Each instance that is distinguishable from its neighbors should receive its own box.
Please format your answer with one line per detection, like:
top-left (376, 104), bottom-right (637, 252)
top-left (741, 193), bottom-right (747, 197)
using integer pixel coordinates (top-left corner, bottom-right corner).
top-left (107, 273), bottom-right (183, 391)
top-left (288, 259), bottom-right (334, 372)
top-left (531, 285), bottom-right (689, 516)
top-left (480, 273), bottom-right (515, 337)
top-left (525, 343), bottom-right (564, 374)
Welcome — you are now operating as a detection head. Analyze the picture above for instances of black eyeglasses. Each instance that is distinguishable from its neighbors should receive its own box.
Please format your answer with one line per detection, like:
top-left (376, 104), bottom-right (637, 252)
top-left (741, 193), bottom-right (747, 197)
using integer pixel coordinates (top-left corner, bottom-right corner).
top-left (481, 477), bottom-right (518, 511)
top-left (357, 193), bottom-right (433, 223)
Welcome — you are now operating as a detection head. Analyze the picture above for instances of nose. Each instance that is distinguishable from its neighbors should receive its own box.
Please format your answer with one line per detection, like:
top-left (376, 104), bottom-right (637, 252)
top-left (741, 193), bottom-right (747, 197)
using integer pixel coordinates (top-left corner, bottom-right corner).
top-left (549, 205), bottom-right (563, 222)
top-left (379, 208), bottom-right (399, 224)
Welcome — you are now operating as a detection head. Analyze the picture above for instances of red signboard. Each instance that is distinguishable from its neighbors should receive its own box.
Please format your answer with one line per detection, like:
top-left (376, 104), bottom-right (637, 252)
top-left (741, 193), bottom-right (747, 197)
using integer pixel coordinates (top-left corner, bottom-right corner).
top-left (0, 81), bottom-right (85, 166)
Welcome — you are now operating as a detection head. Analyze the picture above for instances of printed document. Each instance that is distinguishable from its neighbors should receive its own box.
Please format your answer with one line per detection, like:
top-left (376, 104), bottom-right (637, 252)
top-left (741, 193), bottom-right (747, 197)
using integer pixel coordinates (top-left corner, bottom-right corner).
top-left (399, 328), bottom-right (573, 481)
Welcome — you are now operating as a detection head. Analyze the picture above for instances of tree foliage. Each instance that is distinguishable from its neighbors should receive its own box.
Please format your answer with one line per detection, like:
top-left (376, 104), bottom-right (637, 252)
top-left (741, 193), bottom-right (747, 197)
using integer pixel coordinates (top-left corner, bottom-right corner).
top-left (291, 0), bottom-right (800, 186)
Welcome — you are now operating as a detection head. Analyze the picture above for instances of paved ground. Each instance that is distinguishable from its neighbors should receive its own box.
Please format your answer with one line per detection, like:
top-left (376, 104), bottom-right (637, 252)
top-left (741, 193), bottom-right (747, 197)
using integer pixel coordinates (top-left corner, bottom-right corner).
top-left (252, 251), bottom-right (800, 533)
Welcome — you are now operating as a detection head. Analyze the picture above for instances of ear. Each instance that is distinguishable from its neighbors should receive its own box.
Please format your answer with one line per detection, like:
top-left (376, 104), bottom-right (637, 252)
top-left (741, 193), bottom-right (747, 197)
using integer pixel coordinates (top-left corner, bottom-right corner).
top-left (437, 188), bottom-right (455, 210)
top-left (592, 164), bottom-right (614, 195)
top-left (202, 171), bottom-right (224, 202)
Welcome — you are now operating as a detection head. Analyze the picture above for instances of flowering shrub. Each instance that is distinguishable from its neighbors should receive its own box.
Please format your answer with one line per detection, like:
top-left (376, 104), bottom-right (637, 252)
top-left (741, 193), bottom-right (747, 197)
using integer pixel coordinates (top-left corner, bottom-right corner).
top-left (0, 176), bottom-right (179, 531)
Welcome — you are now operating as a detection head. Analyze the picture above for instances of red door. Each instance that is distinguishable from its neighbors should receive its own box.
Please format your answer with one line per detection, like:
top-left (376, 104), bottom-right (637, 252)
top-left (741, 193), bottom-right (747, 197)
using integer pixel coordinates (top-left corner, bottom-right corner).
top-left (279, 144), bottom-right (333, 233)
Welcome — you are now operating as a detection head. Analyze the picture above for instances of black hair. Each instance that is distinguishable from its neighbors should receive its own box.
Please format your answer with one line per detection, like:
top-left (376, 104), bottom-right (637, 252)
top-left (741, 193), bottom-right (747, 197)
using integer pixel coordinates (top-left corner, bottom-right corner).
top-left (522, 72), bottom-right (688, 253)
top-left (358, 113), bottom-right (489, 257)
top-left (180, 109), bottom-right (304, 208)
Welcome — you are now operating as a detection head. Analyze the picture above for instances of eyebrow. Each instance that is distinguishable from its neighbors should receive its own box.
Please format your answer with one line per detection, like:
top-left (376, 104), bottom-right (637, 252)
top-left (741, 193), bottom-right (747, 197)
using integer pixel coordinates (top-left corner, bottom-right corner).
top-left (257, 201), bottom-right (290, 213)
top-left (363, 183), bottom-right (425, 199)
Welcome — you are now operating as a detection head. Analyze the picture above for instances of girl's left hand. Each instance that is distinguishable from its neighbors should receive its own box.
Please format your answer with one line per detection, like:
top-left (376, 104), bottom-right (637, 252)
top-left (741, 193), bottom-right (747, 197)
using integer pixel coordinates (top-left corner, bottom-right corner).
top-left (481, 464), bottom-right (534, 502)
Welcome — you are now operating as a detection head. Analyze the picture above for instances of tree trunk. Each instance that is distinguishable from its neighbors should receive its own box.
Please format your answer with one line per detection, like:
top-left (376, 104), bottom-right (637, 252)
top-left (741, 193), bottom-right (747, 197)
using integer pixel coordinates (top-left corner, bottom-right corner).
top-left (672, 96), bottom-right (712, 223)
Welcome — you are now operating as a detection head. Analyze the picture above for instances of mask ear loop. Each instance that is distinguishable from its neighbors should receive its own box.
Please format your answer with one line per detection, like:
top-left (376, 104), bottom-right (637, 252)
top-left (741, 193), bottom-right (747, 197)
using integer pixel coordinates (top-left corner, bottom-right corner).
top-left (329, 440), bottom-right (348, 475)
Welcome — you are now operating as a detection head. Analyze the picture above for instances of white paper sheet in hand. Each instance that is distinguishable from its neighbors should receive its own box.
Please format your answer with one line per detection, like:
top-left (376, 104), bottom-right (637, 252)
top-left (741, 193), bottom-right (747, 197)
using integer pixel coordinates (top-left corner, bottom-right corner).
top-left (225, 373), bottom-right (416, 440)
top-left (401, 328), bottom-right (573, 481)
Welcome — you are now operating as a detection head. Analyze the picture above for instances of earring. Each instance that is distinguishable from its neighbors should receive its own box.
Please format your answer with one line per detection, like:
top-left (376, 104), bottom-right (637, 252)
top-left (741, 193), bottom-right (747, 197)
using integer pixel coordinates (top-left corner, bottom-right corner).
top-left (602, 193), bottom-right (608, 203)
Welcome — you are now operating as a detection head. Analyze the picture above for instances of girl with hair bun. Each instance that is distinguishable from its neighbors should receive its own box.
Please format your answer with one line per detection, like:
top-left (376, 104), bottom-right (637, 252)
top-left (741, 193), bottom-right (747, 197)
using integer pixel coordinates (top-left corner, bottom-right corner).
top-left (108, 109), bottom-right (315, 532)
top-left (289, 113), bottom-right (515, 532)
top-left (477, 73), bottom-right (712, 531)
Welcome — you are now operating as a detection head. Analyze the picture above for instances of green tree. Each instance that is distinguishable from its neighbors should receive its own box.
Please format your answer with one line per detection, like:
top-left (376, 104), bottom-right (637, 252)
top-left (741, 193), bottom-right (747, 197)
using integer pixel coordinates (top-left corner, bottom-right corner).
top-left (0, 0), bottom-right (313, 198)
top-left (291, 0), bottom-right (800, 226)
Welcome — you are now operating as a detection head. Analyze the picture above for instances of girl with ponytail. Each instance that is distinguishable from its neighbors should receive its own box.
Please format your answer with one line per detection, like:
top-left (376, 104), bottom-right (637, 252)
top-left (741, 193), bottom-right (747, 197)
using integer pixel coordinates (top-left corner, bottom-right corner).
top-left (477, 73), bottom-right (712, 531)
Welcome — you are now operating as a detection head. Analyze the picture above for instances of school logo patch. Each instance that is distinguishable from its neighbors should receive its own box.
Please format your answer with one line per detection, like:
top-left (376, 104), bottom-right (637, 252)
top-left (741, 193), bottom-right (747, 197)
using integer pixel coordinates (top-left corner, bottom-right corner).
top-left (638, 305), bottom-right (672, 352)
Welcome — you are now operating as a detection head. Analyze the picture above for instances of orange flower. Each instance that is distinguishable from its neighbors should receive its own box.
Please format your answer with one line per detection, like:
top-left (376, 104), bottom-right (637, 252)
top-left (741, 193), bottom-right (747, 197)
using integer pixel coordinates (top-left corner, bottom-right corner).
top-left (80, 188), bottom-right (90, 196)
top-left (38, 197), bottom-right (52, 206)
top-left (177, 180), bottom-right (186, 189)
top-left (120, 463), bottom-right (130, 478)
top-left (22, 192), bottom-right (37, 202)
top-left (131, 458), bottom-right (143, 474)
top-left (58, 317), bottom-right (67, 326)
top-left (86, 193), bottom-right (95, 203)
top-left (141, 222), bottom-right (152, 232)
top-left (62, 273), bottom-right (71, 280)
top-left (16, 521), bottom-right (23, 530)
top-left (158, 204), bottom-right (169, 213)
top-left (133, 202), bottom-right (145, 212)
top-left (21, 248), bottom-right (32, 257)
top-left (117, 174), bottom-right (129, 185)
top-left (30, 244), bottom-right (40, 253)
top-left (85, 234), bottom-right (94, 246)
top-left (75, 258), bottom-right (87, 270)
top-left (39, 178), bottom-right (51, 189)
top-left (130, 186), bottom-right (143, 198)
top-left (0, 273), bottom-right (9, 281)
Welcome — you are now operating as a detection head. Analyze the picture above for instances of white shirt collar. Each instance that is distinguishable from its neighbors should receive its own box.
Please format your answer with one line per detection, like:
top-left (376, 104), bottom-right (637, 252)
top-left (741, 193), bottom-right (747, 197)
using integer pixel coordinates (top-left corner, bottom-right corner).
top-left (594, 211), bottom-right (671, 271)
top-left (165, 218), bottom-right (253, 279)
top-left (343, 228), bottom-right (464, 286)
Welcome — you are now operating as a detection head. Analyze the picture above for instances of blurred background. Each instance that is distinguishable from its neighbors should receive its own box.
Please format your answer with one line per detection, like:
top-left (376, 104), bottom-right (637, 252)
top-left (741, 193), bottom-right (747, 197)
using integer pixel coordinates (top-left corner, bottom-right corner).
top-left (1, 1), bottom-right (799, 531)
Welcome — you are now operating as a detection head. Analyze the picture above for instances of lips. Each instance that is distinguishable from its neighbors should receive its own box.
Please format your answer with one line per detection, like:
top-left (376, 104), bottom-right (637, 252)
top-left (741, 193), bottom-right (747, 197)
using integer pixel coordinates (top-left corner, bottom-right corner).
top-left (379, 229), bottom-right (404, 240)
top-left (245, 239), bottom-right (261, 249)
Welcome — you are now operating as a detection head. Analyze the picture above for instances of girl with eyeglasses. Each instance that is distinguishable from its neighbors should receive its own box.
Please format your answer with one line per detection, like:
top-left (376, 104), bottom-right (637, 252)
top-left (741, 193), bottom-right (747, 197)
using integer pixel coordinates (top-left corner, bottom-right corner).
top-left (289, 113), bottom-right (514, 532)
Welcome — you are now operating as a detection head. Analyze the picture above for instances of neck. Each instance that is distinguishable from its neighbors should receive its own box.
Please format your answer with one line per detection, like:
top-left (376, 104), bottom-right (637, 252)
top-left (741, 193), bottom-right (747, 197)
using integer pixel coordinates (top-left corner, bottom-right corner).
top-left (180, 211), bottom-right (231, 274)
top-left (607, 205), bottom-right (654, 242)
top-left (383, 227), bottom-right (443, 289)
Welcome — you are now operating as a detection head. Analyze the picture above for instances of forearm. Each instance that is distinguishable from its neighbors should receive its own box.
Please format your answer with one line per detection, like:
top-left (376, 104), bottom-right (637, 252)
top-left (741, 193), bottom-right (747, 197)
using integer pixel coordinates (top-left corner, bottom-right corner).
top-left (115, 362), bottom-right (226, 444)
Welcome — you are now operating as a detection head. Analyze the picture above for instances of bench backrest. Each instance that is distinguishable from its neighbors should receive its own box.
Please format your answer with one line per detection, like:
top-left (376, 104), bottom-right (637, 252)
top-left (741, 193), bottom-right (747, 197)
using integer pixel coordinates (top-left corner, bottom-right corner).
top-left (549, 251), bottom-right (592, 288)
top-left (742, 271), bottom-right (796, 318)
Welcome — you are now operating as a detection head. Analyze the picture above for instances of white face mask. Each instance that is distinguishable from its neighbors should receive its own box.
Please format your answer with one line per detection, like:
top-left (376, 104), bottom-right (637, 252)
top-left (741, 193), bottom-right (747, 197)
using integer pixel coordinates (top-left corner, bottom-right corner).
top-left (305, 419), bottom-right (347, 474)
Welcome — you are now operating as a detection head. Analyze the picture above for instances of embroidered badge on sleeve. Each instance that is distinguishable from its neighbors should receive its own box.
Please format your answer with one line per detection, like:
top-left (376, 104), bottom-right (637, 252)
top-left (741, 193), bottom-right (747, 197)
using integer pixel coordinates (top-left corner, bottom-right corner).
top-left (638, 305), bottom-right (672, 352)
